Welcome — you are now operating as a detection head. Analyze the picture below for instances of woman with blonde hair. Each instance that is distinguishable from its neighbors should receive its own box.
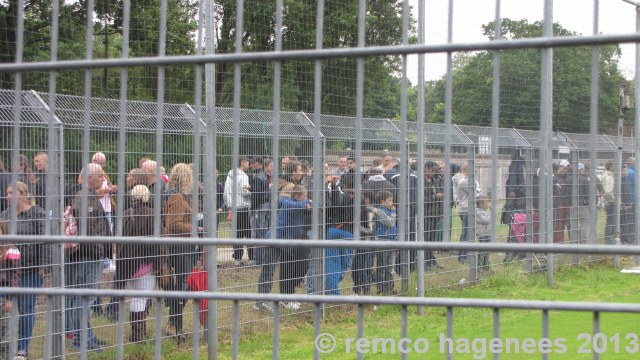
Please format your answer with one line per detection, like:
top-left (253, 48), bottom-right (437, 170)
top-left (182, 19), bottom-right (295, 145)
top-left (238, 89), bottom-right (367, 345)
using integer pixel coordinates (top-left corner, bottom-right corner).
top-left (0, 181), bottom-right (47, 358)
top-left (161, 163), bottom-right (201, 339)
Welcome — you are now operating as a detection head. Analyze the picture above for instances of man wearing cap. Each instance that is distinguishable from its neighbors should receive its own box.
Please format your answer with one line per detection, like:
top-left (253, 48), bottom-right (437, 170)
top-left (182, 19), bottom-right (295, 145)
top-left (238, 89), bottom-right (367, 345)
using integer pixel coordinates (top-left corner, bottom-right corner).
top-left (250, 156), bottom-right (271, 265)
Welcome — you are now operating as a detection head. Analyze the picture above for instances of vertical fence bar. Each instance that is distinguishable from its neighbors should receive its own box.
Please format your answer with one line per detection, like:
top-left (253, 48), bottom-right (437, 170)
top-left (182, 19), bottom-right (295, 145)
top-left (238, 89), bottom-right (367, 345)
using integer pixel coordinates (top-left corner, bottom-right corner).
top-left (272, 302), bottom-right (280, 360)
top-left (192, 301), bottom-right (201, 359)
top-left (634, 3), bottom-right (640, 266)
top-left (589, 0), bottom-right (601, 250)
top-left (401, 305), bottom-right (408, 360)
top-left (442, 0), bottom-right (455, 244)
top-left (232, 300), bottom-right (240, 360)
top-left (416, 0), bottom-right (426, 315)
top-left (46, 0), bottom-right (64, 356)
top-left (593, 311), bottom-right (600, 360)
top-left (398, 0), bottom-right (410, 292)
top-left (490, 0), bottom-right (502, 277)
top-left (493, 308), bottom-right (500, 360)
top-left (314, 303), bottom-right (321, 360)
top-left (540, 0), bottom-right (555, 288)
top-left (44, 295), bottom-right (54, 359)
top-left (204, 0), bottom-right (219, 352)
top-left (446, 306), bottom-right (453, 360)
top-left (7, 296), bottom-right (18, 360)
top-left (356, 304), bottom-right (364, 360)
top-left (542, 310), bottom-right (549, 360)
top-left (116, 1), bottom-right (130, 357)
top-left (154, 298), bottom-right (162, 360)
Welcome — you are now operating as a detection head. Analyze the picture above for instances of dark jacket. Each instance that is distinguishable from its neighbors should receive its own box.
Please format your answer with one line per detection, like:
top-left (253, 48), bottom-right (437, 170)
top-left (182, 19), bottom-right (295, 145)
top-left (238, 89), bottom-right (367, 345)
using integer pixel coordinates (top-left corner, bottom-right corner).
top-left (251, 168), bottom-right (271, 210)
top-left (326, 187), bottom-right (354, 233)
top-left (0, 205), bottom-right (49, 270)
top-left (578, 175), bottom-right (592, 206)
top-left (70, 189), bottom-right (108, 261)
top-left (118, 200), bottom-right (163, 281)
top-left (34, 171), bottom-right (47, 208)
top-left (424, 174), bottom-right (444, 218)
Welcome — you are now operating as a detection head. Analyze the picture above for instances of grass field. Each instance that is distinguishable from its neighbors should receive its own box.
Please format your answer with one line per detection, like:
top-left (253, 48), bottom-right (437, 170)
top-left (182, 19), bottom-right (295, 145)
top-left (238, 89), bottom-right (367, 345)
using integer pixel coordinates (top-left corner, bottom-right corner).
top-left (90, 261), bottom-right (640, 359)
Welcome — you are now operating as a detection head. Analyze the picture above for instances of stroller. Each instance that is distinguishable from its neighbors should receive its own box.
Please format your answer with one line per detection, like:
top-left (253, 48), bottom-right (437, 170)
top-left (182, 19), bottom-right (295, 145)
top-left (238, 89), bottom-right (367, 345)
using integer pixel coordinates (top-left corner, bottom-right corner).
top-left (504, 211), bottom-right (544, 266)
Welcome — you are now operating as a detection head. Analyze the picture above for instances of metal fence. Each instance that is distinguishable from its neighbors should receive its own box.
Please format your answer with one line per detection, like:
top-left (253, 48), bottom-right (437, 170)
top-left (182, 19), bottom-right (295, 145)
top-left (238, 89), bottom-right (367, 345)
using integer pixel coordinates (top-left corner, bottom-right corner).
top-left (1, 0), bottom-right (640, 359)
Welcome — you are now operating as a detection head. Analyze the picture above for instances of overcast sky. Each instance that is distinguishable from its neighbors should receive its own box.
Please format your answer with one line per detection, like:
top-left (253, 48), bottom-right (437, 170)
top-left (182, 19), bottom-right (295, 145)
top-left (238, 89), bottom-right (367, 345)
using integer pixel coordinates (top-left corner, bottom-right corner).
top-left (406, 0), bottom-right (638, 83)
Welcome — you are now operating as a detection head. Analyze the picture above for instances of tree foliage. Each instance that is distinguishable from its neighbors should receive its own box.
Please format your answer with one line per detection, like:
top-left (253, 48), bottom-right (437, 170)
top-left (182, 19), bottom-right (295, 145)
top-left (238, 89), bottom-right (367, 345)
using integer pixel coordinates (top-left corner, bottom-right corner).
top-left (419, 18), bottom-right (628, 133)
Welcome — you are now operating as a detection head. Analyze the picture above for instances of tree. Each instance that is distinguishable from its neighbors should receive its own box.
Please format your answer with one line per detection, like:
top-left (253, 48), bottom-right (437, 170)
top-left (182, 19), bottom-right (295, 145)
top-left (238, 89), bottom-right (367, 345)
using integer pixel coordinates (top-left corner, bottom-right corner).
top-left (417, 18), bottom-right (627, 133)
top-left (214, 0), bottom-right (410, 118)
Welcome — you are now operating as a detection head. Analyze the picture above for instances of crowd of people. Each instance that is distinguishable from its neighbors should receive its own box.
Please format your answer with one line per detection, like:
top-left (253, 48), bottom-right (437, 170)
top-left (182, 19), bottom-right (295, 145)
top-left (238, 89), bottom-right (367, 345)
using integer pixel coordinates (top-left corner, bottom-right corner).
top-left (0, 150), bottom-right (636, 358)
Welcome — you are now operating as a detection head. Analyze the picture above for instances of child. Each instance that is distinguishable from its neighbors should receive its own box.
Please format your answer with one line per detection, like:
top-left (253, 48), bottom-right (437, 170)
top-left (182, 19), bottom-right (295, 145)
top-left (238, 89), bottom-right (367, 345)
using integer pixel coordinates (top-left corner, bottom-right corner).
top-left (475, 196), bottom-right (492, 271)
top-left (0, 222), bottom-right (20, 358)
top-left (371, 190), bottom-right (397, 295)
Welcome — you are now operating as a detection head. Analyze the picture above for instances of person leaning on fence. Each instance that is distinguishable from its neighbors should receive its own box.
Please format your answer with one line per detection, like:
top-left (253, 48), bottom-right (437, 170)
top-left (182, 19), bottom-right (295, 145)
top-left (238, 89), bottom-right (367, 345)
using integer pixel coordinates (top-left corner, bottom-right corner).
top-left (66, 163), bottom-right (110, 351)
top-left (324, 172), bottom-right (356, 295)
top-left (0, 221), bottom-right (20, 360)
top-left (0, 180), bottom-right (49, 359)
top-left (161, 163), bottom-right (202, 340)
top-left (370, 190), bottom-right (398, 295)
top-left (119, 184), bottom-right (163, 343)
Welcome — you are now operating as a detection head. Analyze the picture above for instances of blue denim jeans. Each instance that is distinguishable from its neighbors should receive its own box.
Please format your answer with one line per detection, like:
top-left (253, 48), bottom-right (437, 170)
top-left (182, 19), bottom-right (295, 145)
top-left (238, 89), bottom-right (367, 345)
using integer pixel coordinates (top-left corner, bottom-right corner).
top-left (18, 271), bottom-right (43, 352)
top-left (64, 260), bottom-right (102, 341)
top-left (325, 228), bottom-right (353, 295)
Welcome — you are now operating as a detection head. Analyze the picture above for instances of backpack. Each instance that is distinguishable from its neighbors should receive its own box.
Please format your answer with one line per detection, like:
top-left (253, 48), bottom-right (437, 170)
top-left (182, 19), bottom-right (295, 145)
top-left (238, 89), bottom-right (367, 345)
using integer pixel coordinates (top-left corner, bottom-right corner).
top-left (63, 205), bottom-right (79, 252)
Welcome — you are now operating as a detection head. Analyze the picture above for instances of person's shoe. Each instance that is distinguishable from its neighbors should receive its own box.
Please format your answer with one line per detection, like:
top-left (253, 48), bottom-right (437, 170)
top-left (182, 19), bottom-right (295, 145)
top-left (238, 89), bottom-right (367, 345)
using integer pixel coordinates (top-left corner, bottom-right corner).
top-left (90, 337), bottom-right (108, 347)
top-left (233, 260), bottom-right (241, 266)
top-left (281, 301), bottom-right (300, 310)
top-left (69, 338), bottom-right (105, 351)
top-left (14, 350), bottom-right (27, 360)
top-left (253, 302), bottom-right (273, 313)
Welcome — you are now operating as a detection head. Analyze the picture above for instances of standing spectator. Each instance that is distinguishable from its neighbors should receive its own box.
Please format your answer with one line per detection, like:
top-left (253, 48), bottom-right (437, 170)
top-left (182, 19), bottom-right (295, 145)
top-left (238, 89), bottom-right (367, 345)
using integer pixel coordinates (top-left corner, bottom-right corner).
top-left (475, 196), bottom-right (492, 271)
top-left (553, 159), bottom-right (572, 243)
top-left (371, 190), bottom-right (397, 295)
top-left (215, 169), bottom-right (225, 231)
top-left (280, 155), bottom-right (297, 173)
top-left (254, 169), bottom-right (308, 312)
top-left (250, 157), bottom-right (270, 265)
top-left (0, 221), bottom-right (20, 360)
top-left (346, 156), bottom-right (357, 174)
top-left (351, 191), bottom-right (376, 296)
top-left (91, 152), bottom-right (118, 233)
top-left (331, 156), bottom-right (349, 177)
top-left (17, 155), bottom-right (37, 196)
top-left (0, 181), bottom-right (48, 359)
top-left (67, 163), bottom-right (109, 350)
top-left (424, 161), bottom-right (444, 270)
top-left (33, 152), bottom-right (48, 208)
top-left (600, 161), bottom-right (615, 244)
top-left (162, 163), bottom-right (202, 339)
top-left (621, 163), bottom-right (633, 244)
top-left (453, 162), bottom-right (474, 263)
top-left (224, 157), bottom-right (252, 265)
top-left (390, 160), bottom-right (418, 272)
top-left (576, 163), bottom-right (592, 243)
top-left (626, 157), bottom-right (636, 243)
top-left (119, 185), bottom-right (162, 342)
top-left (381, 154), bottom-right (398, 183)
top-left (141, 159), bottom-right (166, 208)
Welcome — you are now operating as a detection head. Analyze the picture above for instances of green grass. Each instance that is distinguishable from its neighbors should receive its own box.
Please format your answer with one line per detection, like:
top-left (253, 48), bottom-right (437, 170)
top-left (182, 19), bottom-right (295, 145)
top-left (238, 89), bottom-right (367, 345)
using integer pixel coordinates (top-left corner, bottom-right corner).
top-left (149, 263), bottom-right (639, 360)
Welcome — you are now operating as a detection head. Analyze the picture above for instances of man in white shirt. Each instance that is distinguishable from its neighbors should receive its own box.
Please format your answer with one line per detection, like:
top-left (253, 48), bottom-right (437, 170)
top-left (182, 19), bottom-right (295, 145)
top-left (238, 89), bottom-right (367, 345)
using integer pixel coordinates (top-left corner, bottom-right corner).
top-left (224, 157), bottom-right (252, 265)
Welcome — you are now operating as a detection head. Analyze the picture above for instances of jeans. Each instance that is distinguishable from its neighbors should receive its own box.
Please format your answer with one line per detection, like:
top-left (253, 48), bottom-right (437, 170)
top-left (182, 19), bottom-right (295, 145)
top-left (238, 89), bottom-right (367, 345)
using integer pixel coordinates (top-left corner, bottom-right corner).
top-left (257, 247), bottom-right (283, 295)
top-left (325, 228), bottom-right (353, 295)
top-left (305, 247), bottom-right (322, 294)
top-left (18, 271), bottom-right (43, 352)
top-left (251, 205), bottom-right (271, 265)
top-left (65, 260), bottom-right (102, 341)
